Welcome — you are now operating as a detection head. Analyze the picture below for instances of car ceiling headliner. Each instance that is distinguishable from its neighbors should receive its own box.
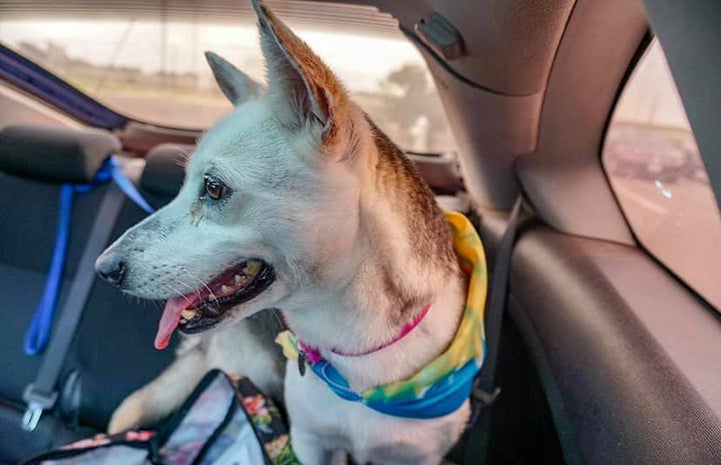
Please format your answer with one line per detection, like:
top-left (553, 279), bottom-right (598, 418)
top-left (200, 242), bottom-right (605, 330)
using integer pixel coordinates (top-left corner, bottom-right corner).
top-left (0, 1), bottom-right (399, 37)
top-left (0, 0), bottom-right (571, 96)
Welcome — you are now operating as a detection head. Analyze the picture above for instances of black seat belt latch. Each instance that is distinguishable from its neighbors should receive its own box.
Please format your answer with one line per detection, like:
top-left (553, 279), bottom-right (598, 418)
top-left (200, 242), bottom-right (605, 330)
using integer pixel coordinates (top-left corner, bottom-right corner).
top-left (468, 385), bottom-right (502, 427)
top-left (21, 383), bottom-right (58, 432)
top-left (472, 385), bottom-right (501, 408)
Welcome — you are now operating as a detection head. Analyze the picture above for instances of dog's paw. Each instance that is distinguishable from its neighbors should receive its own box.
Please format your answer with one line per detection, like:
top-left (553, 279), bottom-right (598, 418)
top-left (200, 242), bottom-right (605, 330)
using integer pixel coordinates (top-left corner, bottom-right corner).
top-left (107, 390), bottom-right (147, 434)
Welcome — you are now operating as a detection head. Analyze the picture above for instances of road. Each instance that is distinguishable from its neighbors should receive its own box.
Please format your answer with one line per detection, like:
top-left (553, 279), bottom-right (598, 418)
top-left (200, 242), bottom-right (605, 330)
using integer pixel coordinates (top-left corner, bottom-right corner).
top-left (610, 176), bottom-right (721, 308)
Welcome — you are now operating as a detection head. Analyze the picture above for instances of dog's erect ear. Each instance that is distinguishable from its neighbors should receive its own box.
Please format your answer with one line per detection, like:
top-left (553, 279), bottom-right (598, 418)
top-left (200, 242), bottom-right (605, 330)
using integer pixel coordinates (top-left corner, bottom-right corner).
top-left (205, 51), bottom-right (264, 105)
top-left (252, 0), bottom-right (353, 153)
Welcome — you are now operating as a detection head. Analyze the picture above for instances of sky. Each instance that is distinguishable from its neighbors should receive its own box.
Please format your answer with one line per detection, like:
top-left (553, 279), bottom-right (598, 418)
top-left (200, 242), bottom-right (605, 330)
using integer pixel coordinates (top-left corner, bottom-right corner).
top-left (614, 41), bottom-right (691, 129)
top-left (0, 19), bottom-right (426, 93)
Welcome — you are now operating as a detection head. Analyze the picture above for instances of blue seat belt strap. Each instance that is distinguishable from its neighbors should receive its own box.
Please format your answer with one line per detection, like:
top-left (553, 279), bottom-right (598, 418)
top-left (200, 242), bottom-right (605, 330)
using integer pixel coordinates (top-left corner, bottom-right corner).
top-left (107, 157), bottom-right (154, 214)
top-left (23, 185), bottom-right (74, 355)
top-left (23, 156), bottom-right (155, 356)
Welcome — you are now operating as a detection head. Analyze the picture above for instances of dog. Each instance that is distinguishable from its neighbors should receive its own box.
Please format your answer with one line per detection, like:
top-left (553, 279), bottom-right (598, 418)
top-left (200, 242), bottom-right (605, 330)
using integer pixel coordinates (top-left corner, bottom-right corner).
top-left (96, 1), bottom-right (474, 463)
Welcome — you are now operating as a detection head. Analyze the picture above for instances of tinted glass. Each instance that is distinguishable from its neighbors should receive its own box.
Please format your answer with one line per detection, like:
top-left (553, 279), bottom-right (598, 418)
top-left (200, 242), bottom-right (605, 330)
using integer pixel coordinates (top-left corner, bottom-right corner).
top-left (604, 40), bottom-right (721, 310)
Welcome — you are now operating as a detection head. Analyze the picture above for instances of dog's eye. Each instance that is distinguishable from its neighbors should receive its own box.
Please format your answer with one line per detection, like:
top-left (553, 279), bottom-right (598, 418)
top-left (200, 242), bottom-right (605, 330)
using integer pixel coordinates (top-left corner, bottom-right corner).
top-left (204, 176), bottom-right (226, 200)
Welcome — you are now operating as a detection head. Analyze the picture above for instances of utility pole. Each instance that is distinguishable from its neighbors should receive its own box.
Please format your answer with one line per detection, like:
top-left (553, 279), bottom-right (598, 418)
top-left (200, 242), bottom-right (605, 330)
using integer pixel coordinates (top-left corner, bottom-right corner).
top-left (161, 0), bottom-right (168, 88)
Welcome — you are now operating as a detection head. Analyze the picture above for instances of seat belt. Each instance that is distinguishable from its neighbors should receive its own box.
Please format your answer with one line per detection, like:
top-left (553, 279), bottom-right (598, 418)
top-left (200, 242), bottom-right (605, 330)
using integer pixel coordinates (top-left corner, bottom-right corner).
top-left (460, 194), bottom-right (523, 464)
top-left (474, 194), bottom-right (524, 408)
top-left (21, 185), bottom-right (125, 431)
top-left (21, 157), bottom-right (155, 432)
top-left (23, 156), bottom-right (154, 356)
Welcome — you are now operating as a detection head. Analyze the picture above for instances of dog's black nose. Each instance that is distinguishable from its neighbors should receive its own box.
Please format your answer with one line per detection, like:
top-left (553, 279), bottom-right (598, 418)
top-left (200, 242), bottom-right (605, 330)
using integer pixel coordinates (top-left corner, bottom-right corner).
top-left (96, 252), bottom-right (126, 287)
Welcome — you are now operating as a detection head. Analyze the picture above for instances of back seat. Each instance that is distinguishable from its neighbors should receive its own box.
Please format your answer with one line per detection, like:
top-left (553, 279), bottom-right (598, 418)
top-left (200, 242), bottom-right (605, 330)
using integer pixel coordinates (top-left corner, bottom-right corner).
top-left (0, 126), bottom-right (119, 462)
top-left (0, 130), bottom-right (187, 463)
top-left (139, 144), bottom-right (192, 204)
top-left (69, 144), bottom-right (191, 431)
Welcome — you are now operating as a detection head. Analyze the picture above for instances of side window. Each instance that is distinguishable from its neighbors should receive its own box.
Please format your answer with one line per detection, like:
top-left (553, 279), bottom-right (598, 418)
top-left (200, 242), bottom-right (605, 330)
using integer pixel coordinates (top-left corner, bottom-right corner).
top-left (603, 39), bottom-right (721, 310)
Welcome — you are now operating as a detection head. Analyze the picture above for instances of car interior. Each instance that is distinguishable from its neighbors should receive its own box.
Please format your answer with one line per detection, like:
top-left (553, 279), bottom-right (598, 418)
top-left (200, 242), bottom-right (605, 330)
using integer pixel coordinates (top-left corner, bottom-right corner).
top-left (0, 1), bottom-right (720, 464)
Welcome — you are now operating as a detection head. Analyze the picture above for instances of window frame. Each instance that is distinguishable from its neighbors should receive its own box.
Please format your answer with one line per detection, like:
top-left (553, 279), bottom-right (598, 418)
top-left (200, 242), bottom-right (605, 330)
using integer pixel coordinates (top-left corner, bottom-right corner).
top-left (0, 42), bottom-right (129, 130)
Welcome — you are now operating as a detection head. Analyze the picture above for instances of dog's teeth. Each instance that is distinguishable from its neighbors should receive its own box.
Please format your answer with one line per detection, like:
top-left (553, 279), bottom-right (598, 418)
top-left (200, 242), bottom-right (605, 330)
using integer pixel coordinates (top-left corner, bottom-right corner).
top-left (234, 274), bottom-right (242, 284)
top-left (181, 309), bottom-right (197, 320)
top-left (221, 285), bottom-right (231, 295)
top-left (244, 261), bottom-right (262, 277)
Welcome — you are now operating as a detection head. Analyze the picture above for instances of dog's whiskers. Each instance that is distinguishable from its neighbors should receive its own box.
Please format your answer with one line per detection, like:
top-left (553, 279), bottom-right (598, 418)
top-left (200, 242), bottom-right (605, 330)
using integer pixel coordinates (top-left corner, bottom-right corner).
top-left (180, 266), bottom-right (213, 300)
top-left (165, 281), bottom-right (196, 306)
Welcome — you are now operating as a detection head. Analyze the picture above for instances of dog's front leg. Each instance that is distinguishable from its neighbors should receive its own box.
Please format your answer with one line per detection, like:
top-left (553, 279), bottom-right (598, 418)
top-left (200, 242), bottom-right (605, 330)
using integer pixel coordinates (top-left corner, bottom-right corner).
top-left (107, 346), bottom-right (207, 433)
top-left (290, 426), bottom-right (336, 465)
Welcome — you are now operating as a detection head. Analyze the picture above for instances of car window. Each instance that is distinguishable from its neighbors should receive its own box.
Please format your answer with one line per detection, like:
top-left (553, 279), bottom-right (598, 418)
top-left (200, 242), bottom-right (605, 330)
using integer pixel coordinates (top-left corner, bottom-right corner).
top-left (603, 39), bottom-right (721, 311)
top-left (0, 19), bottom-right (455, 153)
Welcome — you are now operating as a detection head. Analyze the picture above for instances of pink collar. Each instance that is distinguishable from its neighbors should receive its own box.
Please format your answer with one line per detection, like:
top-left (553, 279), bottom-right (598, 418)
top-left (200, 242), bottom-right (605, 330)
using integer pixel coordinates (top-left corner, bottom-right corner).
top-left (297, 304), bottom-right (431, 364)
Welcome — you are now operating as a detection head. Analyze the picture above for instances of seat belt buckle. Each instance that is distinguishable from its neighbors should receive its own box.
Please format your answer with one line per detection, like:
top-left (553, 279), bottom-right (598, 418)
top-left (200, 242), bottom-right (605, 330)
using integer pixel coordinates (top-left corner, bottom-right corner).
top-left (468, 385), bottom-right (502, 427)
top-left (472, 385), bottom-right (501, 409)
top-left (21, 384), bottom-right (58, 432)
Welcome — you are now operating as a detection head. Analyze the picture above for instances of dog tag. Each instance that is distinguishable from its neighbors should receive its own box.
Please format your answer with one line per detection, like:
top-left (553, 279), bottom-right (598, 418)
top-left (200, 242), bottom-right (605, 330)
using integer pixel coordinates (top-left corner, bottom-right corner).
top-left (298, 352), bottom-right (307, 376)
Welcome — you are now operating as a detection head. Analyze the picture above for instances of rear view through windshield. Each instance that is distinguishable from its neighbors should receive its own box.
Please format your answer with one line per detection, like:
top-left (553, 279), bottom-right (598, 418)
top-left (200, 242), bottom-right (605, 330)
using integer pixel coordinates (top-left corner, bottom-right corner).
top-left (0, 19), bottom-right (455, 153)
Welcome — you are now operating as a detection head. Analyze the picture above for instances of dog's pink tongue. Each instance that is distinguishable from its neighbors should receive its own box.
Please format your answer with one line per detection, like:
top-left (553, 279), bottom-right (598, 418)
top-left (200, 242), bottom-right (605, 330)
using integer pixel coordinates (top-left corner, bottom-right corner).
top-left (155, 297), bottom-right (188, 350)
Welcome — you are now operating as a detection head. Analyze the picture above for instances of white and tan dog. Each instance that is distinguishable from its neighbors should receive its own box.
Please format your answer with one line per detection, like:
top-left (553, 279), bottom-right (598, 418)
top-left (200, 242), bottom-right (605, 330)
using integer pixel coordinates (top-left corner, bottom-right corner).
top-left (96, 1), bottom-right (470, 463)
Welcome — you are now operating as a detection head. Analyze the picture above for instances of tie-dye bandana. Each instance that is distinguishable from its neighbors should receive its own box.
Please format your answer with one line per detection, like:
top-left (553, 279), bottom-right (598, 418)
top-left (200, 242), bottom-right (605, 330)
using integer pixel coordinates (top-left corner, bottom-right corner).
top-left (276, 211), bottom-right (488, 419)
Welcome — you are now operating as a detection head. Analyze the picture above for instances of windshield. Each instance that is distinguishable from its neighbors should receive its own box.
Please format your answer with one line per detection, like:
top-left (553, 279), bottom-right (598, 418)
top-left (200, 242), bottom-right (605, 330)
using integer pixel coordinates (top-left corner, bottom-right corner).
top-left (0, 19), bottom-right (455, 153)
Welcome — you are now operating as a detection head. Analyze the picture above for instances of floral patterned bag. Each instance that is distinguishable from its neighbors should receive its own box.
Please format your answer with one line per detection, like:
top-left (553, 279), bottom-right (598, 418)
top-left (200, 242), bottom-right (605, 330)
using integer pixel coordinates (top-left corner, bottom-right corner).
top-left (21, 370), bottom-right (300, 465)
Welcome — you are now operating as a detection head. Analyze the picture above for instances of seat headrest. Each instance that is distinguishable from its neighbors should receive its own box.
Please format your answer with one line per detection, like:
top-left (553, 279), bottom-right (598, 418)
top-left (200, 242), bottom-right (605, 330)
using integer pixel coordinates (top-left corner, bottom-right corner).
top-left (0, 124), bottom-right (121, 183)
top-left (140, 143), bottom-right (193, 198)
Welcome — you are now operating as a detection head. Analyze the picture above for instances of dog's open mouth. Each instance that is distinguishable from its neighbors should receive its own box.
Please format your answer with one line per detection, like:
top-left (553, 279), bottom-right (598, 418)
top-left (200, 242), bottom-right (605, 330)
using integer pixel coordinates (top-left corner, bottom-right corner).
top-left (154, 259), bottom-right (275, 349)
